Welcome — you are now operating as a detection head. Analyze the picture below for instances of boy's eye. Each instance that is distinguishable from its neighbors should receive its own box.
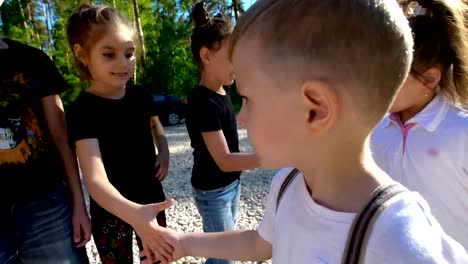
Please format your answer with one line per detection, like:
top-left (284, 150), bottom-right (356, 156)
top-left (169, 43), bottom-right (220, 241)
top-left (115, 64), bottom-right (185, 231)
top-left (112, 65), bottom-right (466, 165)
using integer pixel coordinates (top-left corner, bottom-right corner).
top-left (125, 53), bottom-right (135, 59)
top-left (103, 53), bottom-right (115, 58)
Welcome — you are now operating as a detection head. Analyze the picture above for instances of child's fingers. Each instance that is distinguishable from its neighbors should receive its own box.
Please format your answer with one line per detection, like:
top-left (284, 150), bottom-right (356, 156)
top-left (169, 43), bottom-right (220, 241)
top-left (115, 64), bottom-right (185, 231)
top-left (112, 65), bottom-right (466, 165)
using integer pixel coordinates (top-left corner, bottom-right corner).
top-left (73, 222), bottom-right (81, 244)
top-left (75, 239), bottom-right (87, 248)
top-left (159, 170), bottom-right (168, 181)
top-left (154, 159), bottom-right (162, 178)
top-left (143, 242), bottom-right (156, 263)
top-left (158, 239), bottom-right (174, 258)
top-left (151, 239), bottom-right (173, 262)
top-left (156, 169), bottom-right (164, 180)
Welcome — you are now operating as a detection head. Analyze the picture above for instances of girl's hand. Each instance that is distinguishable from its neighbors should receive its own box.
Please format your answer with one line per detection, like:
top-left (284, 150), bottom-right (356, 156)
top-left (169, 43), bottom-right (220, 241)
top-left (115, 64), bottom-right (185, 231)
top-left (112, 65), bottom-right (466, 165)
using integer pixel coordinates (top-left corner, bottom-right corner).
top-left (131, 200), bottom-right (176, 263)
top-left (140, 229), bottom-right (187, 264)
top-left (155, 155), bottom-right (169, 181)
top-left (71, 204), bottom-right (92, 247)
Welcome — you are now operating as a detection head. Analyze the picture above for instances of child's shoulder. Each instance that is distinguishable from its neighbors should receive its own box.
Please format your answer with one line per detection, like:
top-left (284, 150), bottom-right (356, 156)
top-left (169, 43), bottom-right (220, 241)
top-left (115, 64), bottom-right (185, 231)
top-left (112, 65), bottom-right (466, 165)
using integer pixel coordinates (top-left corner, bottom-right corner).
top-left (445, 103), bottom-right (468, 127)
top-left (67, 92), bottom-right (96, 117)
top-left (69, 92), bottom-right (91, 108)
top-left (268, 167), bottom-right (300, 197)
top-left (187, 86), bottom-right (222, 106)
top-left (365, 191), bottom-right (467, 262)
top-left (5, 38), bottom-right (46, 58)
top-left (271, 167), bottom-right (297, 185)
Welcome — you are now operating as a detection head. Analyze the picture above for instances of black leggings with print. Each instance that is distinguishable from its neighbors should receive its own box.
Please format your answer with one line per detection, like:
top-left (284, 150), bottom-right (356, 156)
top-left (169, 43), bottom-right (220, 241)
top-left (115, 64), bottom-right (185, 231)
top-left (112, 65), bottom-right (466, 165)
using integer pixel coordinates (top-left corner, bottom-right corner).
top-left (90, 201), bottom-right (166, 264)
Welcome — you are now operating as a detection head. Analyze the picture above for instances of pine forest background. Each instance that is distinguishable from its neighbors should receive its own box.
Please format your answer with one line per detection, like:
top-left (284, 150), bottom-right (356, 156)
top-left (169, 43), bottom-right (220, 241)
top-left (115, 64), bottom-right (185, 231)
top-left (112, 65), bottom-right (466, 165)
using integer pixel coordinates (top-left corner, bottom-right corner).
top-left (0, 0), bottom-right (252, 109)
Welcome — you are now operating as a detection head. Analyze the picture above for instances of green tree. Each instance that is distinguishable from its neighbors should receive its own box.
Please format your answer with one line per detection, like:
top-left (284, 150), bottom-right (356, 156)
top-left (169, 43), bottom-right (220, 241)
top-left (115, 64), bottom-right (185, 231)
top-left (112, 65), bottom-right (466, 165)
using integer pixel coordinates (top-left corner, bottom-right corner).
top-left (1, 0), bottom-right (243, 106)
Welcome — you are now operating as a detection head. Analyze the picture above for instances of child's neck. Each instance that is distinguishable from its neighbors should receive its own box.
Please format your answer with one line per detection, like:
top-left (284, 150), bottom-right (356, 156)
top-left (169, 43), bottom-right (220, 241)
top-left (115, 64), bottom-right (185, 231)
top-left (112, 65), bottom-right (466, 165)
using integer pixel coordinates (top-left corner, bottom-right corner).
top-left (398, 94), bottom-right (437, 123)
top-left (87, 81), bottom-right (126, 100)
top-left (200, 73), bottom-right (225, 95)
top-left (298, 139), bottom-right (393, 213)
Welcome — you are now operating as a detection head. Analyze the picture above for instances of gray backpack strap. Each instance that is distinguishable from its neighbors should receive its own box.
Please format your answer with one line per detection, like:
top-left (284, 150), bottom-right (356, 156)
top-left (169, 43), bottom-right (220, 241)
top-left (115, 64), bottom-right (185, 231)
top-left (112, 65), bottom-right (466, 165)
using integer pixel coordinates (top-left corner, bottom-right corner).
top-left (342, 184), bottom-right (407, 264)
top-left (275, 168), bottom-right (300, 212)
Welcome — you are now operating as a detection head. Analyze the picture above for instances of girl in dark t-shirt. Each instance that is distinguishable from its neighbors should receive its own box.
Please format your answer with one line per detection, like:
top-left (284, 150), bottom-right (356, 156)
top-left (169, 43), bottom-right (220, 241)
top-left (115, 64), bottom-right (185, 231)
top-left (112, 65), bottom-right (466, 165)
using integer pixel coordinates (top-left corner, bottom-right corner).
top-left (65, 4), bottom-right (173, 264)
top-left (185, 3), bottom-right (260, 264)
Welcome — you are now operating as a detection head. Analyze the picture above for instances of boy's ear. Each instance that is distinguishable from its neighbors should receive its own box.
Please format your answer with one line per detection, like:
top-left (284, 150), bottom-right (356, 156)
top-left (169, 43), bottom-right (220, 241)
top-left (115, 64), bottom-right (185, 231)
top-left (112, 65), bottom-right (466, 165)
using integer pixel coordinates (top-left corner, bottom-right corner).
top-left (421, 67), bottom-right (441, 91)
top-left (301, 80), bottom-right (339, 134)
top-left (73, 44), bottom-right (88, 65)
top-left (199, 47), bottom-right (211, 66)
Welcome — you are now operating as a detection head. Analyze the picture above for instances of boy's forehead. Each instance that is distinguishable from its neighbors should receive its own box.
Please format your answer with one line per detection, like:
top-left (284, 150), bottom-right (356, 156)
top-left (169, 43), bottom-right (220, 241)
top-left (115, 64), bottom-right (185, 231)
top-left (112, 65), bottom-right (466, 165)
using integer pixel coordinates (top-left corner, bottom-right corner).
top-left (232, 36), bottom-right (261, 64)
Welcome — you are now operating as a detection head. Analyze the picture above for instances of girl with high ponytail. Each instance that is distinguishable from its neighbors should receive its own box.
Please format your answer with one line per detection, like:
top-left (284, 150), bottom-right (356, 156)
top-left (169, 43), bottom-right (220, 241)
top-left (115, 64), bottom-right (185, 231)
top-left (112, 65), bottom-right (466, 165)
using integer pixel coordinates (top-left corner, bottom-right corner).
top-left (372, 0), bottom-right (468, 249)
top-left (185, 2), bottom-right (259, 264)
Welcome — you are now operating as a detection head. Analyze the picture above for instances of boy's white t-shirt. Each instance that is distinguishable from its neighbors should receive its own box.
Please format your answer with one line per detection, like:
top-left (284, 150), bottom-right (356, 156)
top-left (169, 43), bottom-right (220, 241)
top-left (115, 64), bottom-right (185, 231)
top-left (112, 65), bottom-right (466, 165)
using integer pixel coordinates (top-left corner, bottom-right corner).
top-left (371, 94), bottom-right (468, 249)
top-left (258, 168), bottom-right (468, 264)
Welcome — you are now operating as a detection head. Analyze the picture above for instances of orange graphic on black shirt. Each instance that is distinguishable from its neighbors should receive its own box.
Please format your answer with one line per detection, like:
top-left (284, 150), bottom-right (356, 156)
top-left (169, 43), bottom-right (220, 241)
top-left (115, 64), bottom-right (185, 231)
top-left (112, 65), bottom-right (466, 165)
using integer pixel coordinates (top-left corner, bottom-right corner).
top-left (0, 74), bottom-right (44, 165)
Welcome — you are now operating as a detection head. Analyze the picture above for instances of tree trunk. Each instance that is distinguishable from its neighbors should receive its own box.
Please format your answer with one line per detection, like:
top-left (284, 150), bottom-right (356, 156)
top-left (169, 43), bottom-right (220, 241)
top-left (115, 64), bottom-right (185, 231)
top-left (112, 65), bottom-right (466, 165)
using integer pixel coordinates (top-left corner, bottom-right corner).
top-left (17, 0), bottom-right (28, 30)
top-left (46, 1), bottom-right (53, 37)
top-left (132, 0), bottom-right (146, 81)
top-left (133, 19), bottom-right (137, 84)
top-left (26, 0), bottom-right (40, 46)
top-left (42, 0), bottom-right (52, 51)
top-left (232, 0), bottom-right (239, 21)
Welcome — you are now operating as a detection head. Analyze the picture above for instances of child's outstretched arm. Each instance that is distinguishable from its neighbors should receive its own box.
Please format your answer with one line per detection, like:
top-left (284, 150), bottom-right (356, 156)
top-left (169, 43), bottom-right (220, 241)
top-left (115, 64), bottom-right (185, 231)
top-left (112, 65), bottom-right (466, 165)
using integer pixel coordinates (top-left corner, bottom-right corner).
top-left (142, 229), bottom-right (272, 263)
top-left (203, 130), bottom-right (259, 172)
top-left (75, 139), bottom-right (175, 263)
top-left (151, 116), bottom-right (170, 180)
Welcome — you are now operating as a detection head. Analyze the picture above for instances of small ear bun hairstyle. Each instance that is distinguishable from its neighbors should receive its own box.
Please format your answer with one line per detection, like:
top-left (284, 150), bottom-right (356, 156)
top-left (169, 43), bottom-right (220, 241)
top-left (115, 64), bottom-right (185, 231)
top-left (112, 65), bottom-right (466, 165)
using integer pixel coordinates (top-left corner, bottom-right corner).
top-left (76, 3), bottom-right (92, 12)
top-left (193, 1), bottom-right (211, 27)
top-left (401, 0), bottom-right (448, 18)
top-left (190, 1), bottom-right (233, 69)
top-left (192, 1), bottom-right (226, 27)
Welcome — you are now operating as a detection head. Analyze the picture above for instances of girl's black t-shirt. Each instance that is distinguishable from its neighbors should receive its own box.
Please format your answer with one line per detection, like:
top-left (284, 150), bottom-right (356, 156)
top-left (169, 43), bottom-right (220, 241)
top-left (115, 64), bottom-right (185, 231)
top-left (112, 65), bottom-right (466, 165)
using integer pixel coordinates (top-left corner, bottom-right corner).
top-left (186, 85), bottom-right (241, 191)
top-left (67, 86), bottom-right (165, 203)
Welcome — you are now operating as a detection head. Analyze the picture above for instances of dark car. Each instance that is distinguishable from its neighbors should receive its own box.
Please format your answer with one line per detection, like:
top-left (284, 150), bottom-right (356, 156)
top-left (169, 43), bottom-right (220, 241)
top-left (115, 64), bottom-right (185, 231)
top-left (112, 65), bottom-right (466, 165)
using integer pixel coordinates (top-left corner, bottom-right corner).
top-left (152, 94), bottom-right (187, 126)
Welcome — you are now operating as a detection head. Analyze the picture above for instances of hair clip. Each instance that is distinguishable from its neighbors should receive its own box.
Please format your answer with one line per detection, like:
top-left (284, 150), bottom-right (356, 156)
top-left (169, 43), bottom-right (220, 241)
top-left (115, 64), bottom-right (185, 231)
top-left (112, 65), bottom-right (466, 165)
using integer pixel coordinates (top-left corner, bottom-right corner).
top-left (402, 0), bottom-right (432, 17)
top-left (414, 4), bottom-right (429, 16)
top-left (198, 1), bottom-right (212, 27)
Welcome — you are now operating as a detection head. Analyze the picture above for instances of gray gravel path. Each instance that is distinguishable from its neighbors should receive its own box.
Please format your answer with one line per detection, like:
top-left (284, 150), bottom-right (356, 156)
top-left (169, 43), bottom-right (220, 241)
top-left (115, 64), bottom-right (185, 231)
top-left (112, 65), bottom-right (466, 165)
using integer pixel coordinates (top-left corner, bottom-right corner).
top-left (84, 124), bottom-right (276, 264)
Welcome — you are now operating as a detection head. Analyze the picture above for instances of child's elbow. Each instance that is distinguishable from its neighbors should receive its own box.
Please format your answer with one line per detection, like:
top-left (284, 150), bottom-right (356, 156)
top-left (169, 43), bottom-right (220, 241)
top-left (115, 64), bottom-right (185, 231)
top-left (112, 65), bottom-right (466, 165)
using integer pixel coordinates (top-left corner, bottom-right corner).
top-left (215, 155), bottom-right (234, 172)
top-left (217, 160), bottom-right (231, 172)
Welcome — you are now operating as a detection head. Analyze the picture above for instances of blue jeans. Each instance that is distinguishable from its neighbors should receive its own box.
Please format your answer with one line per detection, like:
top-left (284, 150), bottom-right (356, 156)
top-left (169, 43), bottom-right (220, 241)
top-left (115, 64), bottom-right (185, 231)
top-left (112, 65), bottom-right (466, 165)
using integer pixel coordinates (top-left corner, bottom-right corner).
top-left (0, 183), bottom-right (88, 264)
top-left (193, 179), bottom-right (241, 264)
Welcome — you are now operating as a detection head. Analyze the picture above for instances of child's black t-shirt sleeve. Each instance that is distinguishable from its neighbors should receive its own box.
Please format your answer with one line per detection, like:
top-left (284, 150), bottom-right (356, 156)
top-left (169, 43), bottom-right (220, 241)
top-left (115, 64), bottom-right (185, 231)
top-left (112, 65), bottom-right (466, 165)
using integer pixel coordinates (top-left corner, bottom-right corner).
top-left (194, 99), bottom-right (223, 132)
